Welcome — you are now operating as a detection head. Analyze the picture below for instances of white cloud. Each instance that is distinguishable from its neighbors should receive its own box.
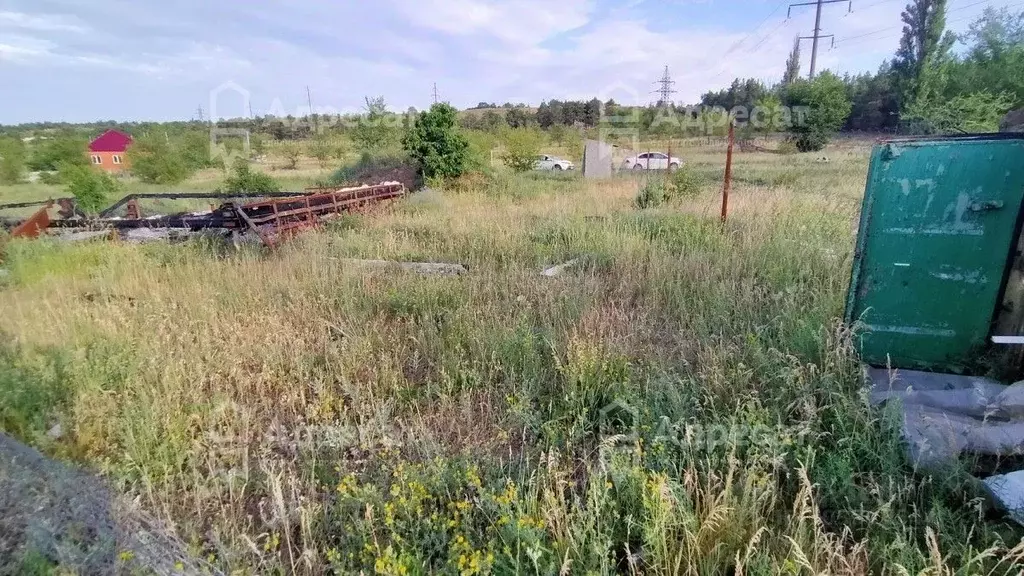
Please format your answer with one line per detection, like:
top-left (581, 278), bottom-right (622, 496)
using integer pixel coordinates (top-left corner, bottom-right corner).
top-left (0, 35), bottom-right (55, 62)
top-left (0, 11), bottom-right (87, 33)
top-left (1, 0), bottom-right (1021, 123)
top-left (389, 0), bottom-right (593, 45)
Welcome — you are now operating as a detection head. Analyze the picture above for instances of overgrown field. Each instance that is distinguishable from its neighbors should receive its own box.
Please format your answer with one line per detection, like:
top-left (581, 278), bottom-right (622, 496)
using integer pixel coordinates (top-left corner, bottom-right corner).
top-left (2, 146), bottom-right (1023, 574)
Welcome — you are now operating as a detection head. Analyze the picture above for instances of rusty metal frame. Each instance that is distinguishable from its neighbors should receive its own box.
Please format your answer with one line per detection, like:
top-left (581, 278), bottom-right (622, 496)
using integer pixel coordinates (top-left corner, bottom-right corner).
top-left (1, 183), bottom-right (407, 248)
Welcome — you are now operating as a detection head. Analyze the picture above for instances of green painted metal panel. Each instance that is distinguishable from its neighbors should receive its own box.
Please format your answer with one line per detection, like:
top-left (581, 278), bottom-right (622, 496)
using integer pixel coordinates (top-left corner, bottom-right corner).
top-left (846, 135), bottom-right (1024, 371)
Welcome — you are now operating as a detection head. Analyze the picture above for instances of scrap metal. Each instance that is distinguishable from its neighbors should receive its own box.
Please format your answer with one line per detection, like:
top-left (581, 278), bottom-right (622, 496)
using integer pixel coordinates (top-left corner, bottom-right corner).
top-left (0, 182), bottom-right (407, 248)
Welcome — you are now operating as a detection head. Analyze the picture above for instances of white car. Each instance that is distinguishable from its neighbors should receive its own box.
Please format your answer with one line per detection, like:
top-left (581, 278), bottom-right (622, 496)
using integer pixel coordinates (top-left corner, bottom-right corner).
top-left (534, 154), bottom-right (575, 171)
top-left (622, 152), bottom-right (683, 171)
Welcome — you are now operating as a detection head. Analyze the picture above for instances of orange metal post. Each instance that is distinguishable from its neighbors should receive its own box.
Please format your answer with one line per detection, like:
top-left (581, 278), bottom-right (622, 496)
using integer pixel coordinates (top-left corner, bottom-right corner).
top-left (721, 121), bottom-right (735, 224)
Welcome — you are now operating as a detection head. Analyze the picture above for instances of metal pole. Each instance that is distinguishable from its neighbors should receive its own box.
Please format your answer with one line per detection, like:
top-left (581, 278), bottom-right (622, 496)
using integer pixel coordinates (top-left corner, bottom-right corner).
top-left (667, 138), bottom-right (673, 176)
top-left (721, 121), bottom-right (735, 224)
top-left (809, 0), bottom-right (824, 78)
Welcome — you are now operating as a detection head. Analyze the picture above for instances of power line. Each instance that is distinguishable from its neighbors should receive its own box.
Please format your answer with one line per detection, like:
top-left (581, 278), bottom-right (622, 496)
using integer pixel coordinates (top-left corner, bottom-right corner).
top-left (834, 0), bottom-right (1006, 47)
top-left (854, 0), bottom-right (903, 11)
top-left (711, 14), bottom-right (793, 80)
top-left (749, 17), bottom-right (793, 52)
top-left (833, 0), bottom-right (1024, 49)
top-left (724, 0), bottom-right (789, 56)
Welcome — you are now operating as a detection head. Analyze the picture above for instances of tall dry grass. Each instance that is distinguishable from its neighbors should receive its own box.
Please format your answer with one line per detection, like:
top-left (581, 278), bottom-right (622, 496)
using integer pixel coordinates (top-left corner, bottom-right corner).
top-left (1, 150), bottom-right (1021, 574)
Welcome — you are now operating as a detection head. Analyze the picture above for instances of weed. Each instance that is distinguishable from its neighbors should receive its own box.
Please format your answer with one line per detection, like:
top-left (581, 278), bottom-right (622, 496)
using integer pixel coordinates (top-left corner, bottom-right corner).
top-left (0, 144), bottom-right (1020, 573)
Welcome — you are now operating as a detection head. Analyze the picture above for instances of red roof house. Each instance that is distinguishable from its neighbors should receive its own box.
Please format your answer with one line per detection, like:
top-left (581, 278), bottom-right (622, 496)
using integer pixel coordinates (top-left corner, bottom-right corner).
top-left (88, 129), bottom-right (133, 173)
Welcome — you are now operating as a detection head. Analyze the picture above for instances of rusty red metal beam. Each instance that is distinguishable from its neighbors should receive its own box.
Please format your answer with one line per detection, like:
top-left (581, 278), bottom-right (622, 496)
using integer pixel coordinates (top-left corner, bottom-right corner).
top-left (239, 182), bottom-right (406, 247)
top-left (10, 201), bottom-right (54, 239)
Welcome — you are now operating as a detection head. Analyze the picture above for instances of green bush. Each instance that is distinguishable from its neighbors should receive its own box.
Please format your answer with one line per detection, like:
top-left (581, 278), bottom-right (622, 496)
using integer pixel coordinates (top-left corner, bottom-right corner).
top-left (58, 164), bottom-right (120, 214)
top-left (784, 71), bottom-right (852, 152)
top-left (26, 137), bottom-right (88, 172)
top-left (0, 137), bottom-right (26, 184)
top-left (219, 158), bottom-right (280, 194)
top-left (129, 135), bottom-right (192, 185)
top-left (279, 141), bottom-right (302, 170)
top-left (670, 165), bottom-right (705, 197)
top-left (402, 103), bottom-right (469, 180)
top-left (795, 132), bottom-right (830, 153)
top-left (309, 135), bottom-right (335, 169)
top-left (635, 179), bottom-right (668, 209)
top-left (501, 128), bottom-right (544, 173)
top-left (351, 96), bottom-right (400, 154)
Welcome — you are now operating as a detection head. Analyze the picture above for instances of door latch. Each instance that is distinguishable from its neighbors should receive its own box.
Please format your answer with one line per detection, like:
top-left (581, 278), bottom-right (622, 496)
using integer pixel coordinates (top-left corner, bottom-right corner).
top-left (969, 200), bottom-right (1005, 212)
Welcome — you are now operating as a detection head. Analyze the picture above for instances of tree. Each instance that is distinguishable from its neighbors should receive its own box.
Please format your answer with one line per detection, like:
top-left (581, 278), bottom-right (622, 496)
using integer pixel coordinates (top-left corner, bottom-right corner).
top-left (500, 128), bottom-right (544, 172)
top-left (946, 8), bottom-right (1024, 109)
top-left (402, 103), bottom-right (470, 180)
top-left (0, 137), bottom-right (26, 184)
top-left (893, 0), bottom-right (955, 109)
top-left (784, 71), bottom-right (852, 151)
top-left (129, 135), bottom-right (191, 184)
top-left (59, 164), bottom-right (119, 214)
top-left (219, 158), bottom-right (281, 193)
top-left (27, 136), bottom-right (88, 172)
top-left (309, 135), bottom-right (333, 169)
top-left (350, 96), bottom-right (398, 153)
top-left (506, 107), bottom-right (535, 129)
top-left (963, 7), bottom-right (1024, 61)
top-left (783, 36), bottom-right (802, 85)
top-left (843, 65), bottom-right (900, 132)
top-left (753, 94), bottom-right (785, 133)
top-left (905, 91), bottom-right (1014, 133)
top-left (549, 124), bottom-right (568, 147)
top-left (279, 141), bottom-right (302, 169)
top-left (584, 98), bottom-right (602, 127)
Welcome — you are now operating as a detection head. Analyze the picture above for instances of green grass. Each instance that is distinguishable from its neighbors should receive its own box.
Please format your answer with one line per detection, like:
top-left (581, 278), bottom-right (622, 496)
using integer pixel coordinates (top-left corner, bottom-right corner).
top-left (0, 144), bottom-right (1022, 574)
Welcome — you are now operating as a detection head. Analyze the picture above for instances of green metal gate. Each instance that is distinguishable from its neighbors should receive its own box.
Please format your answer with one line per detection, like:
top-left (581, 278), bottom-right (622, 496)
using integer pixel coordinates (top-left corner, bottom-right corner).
top-left (846, 135), bottom-right (1024, 371)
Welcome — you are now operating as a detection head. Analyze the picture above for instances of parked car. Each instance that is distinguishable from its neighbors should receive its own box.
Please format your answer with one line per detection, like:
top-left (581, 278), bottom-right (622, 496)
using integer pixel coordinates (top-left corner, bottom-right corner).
top-left (622, 152), bottom-right (683, 170)
top-left (534, 154), bottom-right (575, 171)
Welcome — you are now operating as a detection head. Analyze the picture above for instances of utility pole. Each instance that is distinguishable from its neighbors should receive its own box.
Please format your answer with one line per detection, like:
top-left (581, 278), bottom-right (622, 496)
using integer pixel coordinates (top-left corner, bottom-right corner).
top-left (306, 85), bottom-right (317, 132)
top-left (196, 105), bottom-right (204, 123)
top-left (789, 0), bottom-right (849, 78)
top-left (432, 83), bottom-right (440, 105)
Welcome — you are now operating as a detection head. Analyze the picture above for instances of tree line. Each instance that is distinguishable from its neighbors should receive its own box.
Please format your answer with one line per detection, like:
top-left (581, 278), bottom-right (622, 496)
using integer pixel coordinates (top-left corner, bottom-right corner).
top-left (705, 3), bottom-right (1023, 136)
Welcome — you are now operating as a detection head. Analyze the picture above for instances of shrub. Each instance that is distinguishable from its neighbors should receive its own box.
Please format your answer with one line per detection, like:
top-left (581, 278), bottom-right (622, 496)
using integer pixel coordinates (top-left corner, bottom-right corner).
top-left (129, 135), bottom-right (192, 185)
top-left (402, 103), bottom-right (469, 180)
top-left (26, 136), bottom-right (88, 172)
top-left (777, 139), bottom-right (799, 155)
top-left (219, 158), bottom-right (280, 194)
top-left (351, 96), bottom-right (400, 154)
top-left (279, 142), bottom-right (302, 170)
top-left (905, 91), bottom-right (1014, 134)
top-left (309, 135), bottom-right (334, 169)
top-left (58, 164), bottom-right (119, 214)
top-left (670, 165), bottom-right (705, 197)
top-left (795, 131), bottom-right (830, 153)
top-left (501, 128), bottom-right (544, 172)
top-left (635, 179), bottom-right (668, 209)
top-left (0, 137), bottom-right (26, 184)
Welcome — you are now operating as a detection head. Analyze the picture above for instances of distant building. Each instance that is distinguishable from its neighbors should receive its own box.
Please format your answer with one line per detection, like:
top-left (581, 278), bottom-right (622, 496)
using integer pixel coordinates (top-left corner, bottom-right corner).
top-left (88, 129), bottom-right (132, 173)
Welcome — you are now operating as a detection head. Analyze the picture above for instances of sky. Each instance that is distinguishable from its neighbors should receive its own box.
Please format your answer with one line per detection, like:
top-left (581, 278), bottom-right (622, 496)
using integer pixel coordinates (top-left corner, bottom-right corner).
top-left (0, 0), bottom-right (1018, 124)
